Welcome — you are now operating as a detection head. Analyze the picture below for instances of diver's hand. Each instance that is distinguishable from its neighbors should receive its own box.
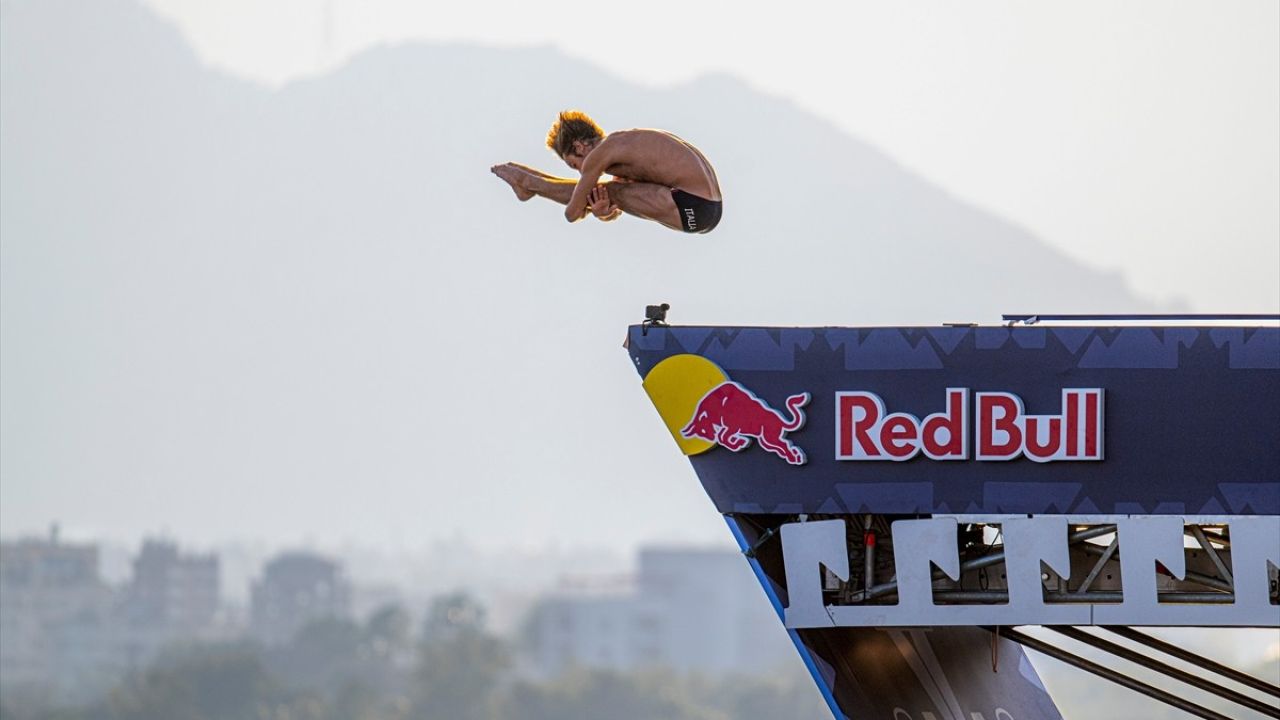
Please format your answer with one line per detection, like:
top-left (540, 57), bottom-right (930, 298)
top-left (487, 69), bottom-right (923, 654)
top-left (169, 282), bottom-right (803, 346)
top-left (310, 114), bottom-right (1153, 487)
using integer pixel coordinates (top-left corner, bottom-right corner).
top-left (589, 185), bottom-right (622, 221)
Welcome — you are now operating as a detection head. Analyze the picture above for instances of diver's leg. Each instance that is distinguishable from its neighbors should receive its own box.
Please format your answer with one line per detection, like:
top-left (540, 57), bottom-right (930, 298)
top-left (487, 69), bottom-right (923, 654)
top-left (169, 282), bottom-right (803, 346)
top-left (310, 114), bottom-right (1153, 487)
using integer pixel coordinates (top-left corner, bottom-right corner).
top-left (492, 165), bottom-right (684, 231)
top-left (491, 163), bottom-right (575, 204)
top-left (602, 181), bottom-right (683, 231)
top-left (507, 162), bottom-right (564, 181)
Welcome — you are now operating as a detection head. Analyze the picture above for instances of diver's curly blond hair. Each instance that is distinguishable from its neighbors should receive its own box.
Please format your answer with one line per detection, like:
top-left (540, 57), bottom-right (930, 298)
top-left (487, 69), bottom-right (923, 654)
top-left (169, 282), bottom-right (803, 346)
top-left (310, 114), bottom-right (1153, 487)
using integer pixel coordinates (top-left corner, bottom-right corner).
top-left (546, 110), bottom-right (605, 158)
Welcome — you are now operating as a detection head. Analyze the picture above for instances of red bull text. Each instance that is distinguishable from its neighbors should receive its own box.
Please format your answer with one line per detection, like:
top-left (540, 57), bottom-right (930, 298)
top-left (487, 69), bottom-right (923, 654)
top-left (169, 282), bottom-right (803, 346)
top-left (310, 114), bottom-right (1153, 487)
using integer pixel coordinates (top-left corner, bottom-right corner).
top-left (837, 388), bottom-right (1104, 462)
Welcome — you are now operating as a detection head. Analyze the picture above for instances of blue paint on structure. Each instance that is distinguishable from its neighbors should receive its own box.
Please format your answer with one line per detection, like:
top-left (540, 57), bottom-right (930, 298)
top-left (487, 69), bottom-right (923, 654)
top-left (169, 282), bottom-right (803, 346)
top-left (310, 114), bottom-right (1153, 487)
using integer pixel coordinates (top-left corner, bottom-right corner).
top-left (725, 516), bottom-right (846, 720)
top-left (629, 325), bottom-right (1280, 516)
top-left (1210, 328), bottom-right (1280, 369)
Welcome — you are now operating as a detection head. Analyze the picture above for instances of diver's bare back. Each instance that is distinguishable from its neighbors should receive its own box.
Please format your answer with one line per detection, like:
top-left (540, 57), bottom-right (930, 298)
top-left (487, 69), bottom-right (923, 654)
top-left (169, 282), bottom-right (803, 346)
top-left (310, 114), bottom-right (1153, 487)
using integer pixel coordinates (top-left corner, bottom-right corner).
top-left (603, 129), bottom-right (721, 200)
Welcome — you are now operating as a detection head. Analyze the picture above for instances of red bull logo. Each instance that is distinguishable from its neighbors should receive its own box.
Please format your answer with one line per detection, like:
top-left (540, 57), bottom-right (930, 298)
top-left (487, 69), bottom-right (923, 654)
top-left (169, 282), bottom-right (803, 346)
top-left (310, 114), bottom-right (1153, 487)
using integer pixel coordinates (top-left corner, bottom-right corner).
top-left (681, 382), bottom-right (811, 465)
top-left (975, 389), bottom-right (1104, 462)
top-left (837, 388), bottom-right (969, 461)
top-left (643, 355), bottom-right (1104, 466)
top-left (837, 388), bottom-right (1104, 462)
top-left (641, 354), bottom-right (812, 464)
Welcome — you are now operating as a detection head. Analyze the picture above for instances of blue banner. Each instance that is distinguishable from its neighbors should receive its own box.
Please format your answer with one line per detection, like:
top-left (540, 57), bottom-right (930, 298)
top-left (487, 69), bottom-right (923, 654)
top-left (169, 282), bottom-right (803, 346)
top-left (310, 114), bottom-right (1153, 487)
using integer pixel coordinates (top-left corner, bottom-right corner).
top-left (628, 325), bottom-right (1280, 516)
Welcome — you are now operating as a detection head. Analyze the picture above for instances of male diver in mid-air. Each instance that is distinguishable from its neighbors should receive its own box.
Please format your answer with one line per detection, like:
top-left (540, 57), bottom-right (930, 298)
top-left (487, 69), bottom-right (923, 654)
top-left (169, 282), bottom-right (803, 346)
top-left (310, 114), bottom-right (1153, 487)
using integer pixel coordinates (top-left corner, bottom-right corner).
top-left (492, 110), bottom-right (722, 234)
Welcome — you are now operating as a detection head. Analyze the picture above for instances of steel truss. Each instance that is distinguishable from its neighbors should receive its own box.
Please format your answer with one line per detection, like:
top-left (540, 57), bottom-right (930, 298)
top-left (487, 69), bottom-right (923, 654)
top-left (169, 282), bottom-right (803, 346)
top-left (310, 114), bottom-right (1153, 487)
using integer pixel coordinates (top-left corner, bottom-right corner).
top-left (730, 512), bottom-right (1280, 717)
top-left (988, 625), bottom-right (1280, 720)
top-left (805, 517), bottom-right (1280, 623)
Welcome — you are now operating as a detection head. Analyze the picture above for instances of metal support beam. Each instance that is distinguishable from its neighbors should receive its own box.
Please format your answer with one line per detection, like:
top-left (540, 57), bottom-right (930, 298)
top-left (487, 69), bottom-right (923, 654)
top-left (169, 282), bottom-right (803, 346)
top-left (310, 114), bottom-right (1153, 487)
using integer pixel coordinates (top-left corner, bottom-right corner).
top-left (1193, 528), bottom-right (1231, 548)
top-left (932, 591), bottom-right (1234, 604)
top-left (1079, 542), bottom-right (1233, 593)
top-left (1003, 313), bottom-right (1280, 324)
top-left (741, 524), bottom-right (778, 559)
top-left (985, 626), bottom-right (1232, 720)
top-left (1191, 525), bottom-right (1234, 587)
top-left (863, 514), bottom-right (875, 593)
top-left (863, 524), bottom-right (1116, 601)
top-left (1101, 626), bottom-right (1280, 699)
top-left (1047, 626), bottom-right (1279, 718)
top-left (1074, 536), bottom-right (1118, 595)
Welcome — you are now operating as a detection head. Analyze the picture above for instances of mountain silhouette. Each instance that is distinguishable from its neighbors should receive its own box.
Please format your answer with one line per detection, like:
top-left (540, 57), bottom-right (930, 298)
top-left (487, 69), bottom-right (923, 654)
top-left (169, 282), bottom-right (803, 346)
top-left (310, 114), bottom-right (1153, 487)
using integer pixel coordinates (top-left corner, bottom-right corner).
top-left (0, 0), bottom-right (1158, 547)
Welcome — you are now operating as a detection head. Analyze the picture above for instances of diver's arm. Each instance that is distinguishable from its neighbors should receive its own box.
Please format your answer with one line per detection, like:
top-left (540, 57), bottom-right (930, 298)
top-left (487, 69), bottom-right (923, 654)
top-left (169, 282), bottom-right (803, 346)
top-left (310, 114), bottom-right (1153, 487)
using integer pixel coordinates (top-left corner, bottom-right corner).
top-left (564, 139), bottom-right (620, 222)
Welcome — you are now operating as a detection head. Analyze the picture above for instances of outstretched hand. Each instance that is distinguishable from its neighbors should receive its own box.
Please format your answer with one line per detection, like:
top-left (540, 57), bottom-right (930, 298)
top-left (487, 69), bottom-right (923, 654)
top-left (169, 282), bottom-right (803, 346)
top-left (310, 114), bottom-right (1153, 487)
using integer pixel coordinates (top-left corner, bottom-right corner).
top-left (588, 185), bottom-right (622, 222)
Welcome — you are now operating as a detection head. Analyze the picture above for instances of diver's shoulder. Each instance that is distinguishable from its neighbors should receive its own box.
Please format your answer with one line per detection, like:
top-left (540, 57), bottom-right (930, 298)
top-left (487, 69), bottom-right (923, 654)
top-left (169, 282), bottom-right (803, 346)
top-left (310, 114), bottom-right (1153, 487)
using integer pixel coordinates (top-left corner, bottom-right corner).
top-left (611, 128), bottom-right (679, 142)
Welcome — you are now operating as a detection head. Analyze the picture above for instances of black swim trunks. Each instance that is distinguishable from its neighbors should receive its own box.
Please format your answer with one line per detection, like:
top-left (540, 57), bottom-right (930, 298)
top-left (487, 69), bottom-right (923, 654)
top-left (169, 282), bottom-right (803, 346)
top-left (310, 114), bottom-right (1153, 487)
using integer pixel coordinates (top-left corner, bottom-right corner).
top-left (671, 188), bottom-right (723, 234)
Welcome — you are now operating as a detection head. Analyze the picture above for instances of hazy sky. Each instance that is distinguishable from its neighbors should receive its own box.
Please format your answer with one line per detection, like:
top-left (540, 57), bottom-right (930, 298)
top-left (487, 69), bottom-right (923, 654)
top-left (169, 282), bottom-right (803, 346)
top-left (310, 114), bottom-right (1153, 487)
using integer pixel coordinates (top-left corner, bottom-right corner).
top-left (4, 4), bottom-right (1278, 700)
top-left (4, 0), bottom-right (1278, 556)
top-left (143, 0), bottom-right (1280, 312)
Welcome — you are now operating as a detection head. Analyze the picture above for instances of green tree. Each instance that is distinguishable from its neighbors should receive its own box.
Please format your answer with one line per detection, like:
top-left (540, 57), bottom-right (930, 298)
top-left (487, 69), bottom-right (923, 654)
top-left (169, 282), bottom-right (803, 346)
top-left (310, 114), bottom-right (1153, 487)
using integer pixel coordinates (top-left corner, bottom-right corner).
top-left (104, 644), bottom-right (286, 720)
top-left (695, 671), bottom-right (831, 720)
top-left (500, 669), bottom-right (725, 720)
top-left (261, 607), bottom-right (416, 718)
top-left (410, 593), bottom-right (510, 720)
top-left (265, 618), bottom-right (363, 693)
top-left (366, 603), bottom-right (412, 654)
top-left (362, 603), bottom-right (414, 688)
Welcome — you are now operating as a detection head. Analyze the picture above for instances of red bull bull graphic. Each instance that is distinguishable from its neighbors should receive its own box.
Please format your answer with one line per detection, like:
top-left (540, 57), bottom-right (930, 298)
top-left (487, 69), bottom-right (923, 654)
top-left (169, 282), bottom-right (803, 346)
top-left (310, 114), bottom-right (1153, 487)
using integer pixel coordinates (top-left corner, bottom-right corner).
top-left (681, 382), bottom-right (811, 466)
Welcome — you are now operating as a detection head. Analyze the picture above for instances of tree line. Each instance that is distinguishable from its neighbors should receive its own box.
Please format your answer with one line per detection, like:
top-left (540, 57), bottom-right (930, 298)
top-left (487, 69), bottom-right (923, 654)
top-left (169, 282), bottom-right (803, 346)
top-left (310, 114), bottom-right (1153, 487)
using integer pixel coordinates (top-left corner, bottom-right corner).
top-left (0, 593), bottom-right (828, 720)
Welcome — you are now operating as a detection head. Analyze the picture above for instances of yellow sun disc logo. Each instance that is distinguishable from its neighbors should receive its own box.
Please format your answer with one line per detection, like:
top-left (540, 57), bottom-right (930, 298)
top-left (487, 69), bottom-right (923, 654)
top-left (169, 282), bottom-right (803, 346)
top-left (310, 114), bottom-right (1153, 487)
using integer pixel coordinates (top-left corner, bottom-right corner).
top-left (641, 354), bottom-right (728, 456)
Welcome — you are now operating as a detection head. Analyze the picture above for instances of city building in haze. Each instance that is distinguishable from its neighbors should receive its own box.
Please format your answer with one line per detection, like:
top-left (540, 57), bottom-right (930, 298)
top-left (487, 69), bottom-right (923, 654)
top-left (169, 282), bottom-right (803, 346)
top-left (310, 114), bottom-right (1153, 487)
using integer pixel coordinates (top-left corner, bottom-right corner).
top-left (118, 539), bottom-right (221, 663)
top-left (0, 528), bottom-right (117, 705)
top-left (1, 531), bottom-right (227, 707)
top-left (522, 546), bottom-right (791, 677)
top-left (249, 551), bottom-right (352, 644)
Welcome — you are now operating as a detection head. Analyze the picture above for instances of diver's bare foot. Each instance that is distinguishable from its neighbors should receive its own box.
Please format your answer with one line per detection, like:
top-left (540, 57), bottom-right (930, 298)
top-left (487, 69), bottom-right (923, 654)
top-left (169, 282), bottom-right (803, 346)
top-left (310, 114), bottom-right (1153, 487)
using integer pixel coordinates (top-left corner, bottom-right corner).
top-left (508, 162), bottom-right (557, 180)
top-left (491, 163), bottom-right (535, 201)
